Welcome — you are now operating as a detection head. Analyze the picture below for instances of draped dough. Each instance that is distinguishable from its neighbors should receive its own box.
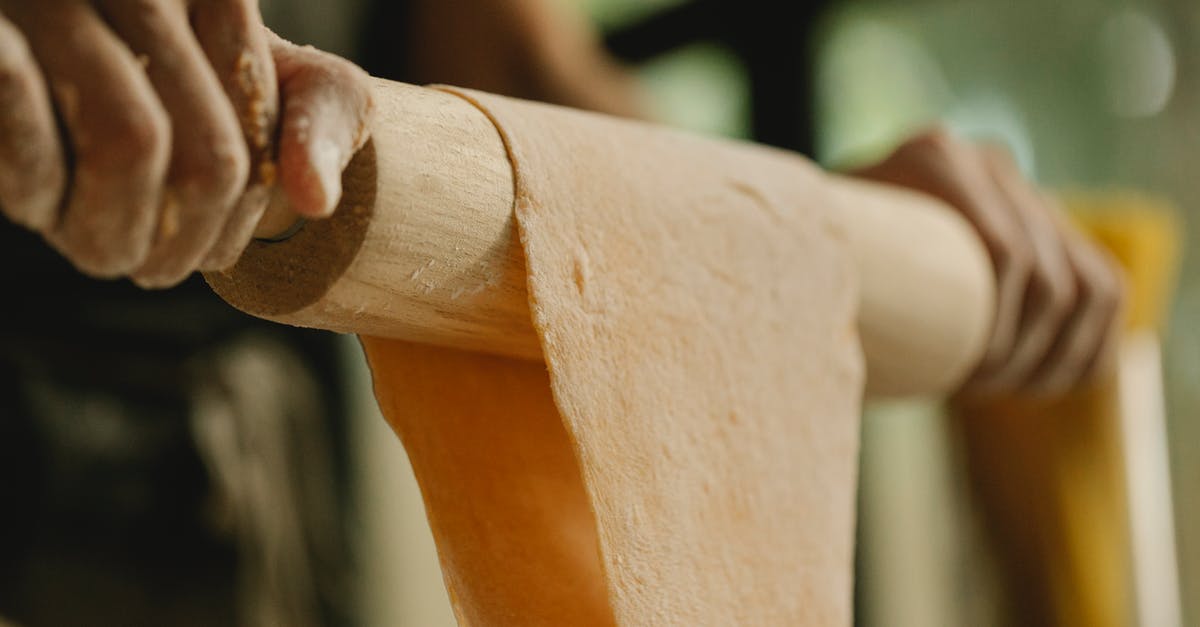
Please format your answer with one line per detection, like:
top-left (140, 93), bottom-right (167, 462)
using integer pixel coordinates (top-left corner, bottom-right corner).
top-left (361, 89), bottom-right (865, 626)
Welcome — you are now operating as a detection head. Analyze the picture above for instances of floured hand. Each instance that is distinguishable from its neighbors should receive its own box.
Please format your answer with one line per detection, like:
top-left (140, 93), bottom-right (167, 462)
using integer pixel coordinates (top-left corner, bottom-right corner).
top-left (855, 128), bottom-right (1125, 397)
top-left (0, 2), bottom-right (372, 288)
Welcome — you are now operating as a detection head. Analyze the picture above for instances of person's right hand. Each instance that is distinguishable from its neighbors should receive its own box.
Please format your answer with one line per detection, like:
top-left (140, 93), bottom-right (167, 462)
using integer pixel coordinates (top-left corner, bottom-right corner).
top-left (0, 1), bottom-right (370, 289)
top-left (0, 0), bottom-right (283, 287)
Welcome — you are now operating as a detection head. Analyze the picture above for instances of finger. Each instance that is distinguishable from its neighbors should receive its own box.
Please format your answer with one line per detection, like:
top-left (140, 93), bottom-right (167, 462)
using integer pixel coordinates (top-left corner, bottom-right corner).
top-left (190, 0), bottom-right (277, 166)
top-left (190, 0), bottom-right (280, 271)
top-left (0, 11), bottom-right (66, 231)
top-left (858, 129), bottom-right (1032, 377)
top-left (270, 32), bottom-right (373, 218)
top-left (199, 183), bottom-right (272, 271)
top-left (202, 33), bottom-right (373, 270)
top-left (95, 0), bottom-right (250, 288)
top-left (972, 149), bottom-right (1077, 391)
top-left (1029, 223), bottom-right (1125, 394)
top-left (5, 1), bottom-right (170, 277)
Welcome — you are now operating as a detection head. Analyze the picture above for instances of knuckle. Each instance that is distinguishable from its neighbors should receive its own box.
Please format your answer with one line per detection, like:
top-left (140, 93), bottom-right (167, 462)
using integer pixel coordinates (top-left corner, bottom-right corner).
top-left (202, 246), bottom-right (240, 272)
top-left (913, 125), bottom-right (948, 145)
top-left (0, 36), bottom-right (37, 115)
top-left (0, 173), bottom-right (64, 231)
top-left (908, 126), bottom-right (956, 154)
top-left (1077, 276), bottom-right (1121, 329)
top-left (0, 18), bottom-right (31, 68)
top-left (1110, 272), bottom-right (1129, 307)
top-left (122, 113), bottom-right (170, 164)
top-left (88, 106), bottom-right (170, 175)
top-left (130, 267), bottom-right (180, 289)
top-left (995, 237), bottom-right (1034, 278)
top-left (202, 231), bottom-right (250, 272)
top-left (1033, 266), bottom-right (1077, 318)
top-left (868, 128), bottom-right (962, 183)
top-left (893, 135), bottom-right (938, 162)
top-left (1083, 257), bottom-right (1125, 309)
top-left (0, 50), bottom-right (29, 91)
top-left (1098, 275), bottom-right (1125, 316)
top-left (52, 228), bottom-right (146, 278)
top-left (1101, 256), bottom-right (1128, 299)
top-left (177, 140), bottom-right (250, 205)
top-left (131, 265), bottom-right (190, 290)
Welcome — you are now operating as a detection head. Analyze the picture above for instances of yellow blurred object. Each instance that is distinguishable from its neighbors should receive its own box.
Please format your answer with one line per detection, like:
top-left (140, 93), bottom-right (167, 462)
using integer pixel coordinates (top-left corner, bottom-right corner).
top-left (953, 193), bottom-right (1182, 627)
top-left (1063, 192), bottom-right (1182, 331)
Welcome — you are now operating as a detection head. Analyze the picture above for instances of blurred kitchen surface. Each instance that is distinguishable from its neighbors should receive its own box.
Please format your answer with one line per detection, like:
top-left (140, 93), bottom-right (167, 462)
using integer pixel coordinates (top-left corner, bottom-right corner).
top-left (2, 0), bottom-right (1197, 626)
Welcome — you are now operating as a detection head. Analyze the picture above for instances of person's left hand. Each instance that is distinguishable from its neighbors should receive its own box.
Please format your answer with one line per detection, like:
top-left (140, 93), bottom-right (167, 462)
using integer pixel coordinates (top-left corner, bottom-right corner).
top-left (854, 128), bottom-right (1125, 397)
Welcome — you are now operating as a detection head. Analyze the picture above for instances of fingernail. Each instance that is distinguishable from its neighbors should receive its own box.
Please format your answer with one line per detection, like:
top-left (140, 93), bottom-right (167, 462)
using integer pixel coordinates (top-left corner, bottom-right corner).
top-left (310, 138), bottom-right (343, 217)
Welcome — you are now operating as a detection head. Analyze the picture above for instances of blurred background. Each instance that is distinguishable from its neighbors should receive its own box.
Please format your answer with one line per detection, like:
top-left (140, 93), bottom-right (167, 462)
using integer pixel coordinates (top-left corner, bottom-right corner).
top-left (0, 0), bottom-right (1195, 625)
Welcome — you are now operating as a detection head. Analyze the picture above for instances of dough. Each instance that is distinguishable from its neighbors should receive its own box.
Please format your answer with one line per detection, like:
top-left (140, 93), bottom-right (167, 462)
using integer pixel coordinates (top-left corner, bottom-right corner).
top-left (362, 88), bottom-right (864, 625)
top-left (362, 340), bottom-right (614, 626)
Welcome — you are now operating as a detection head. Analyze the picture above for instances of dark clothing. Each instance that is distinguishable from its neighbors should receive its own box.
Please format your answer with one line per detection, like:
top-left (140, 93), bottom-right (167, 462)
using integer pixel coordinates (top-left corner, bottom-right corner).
top-left (0, 221), bottom-right (354, 626)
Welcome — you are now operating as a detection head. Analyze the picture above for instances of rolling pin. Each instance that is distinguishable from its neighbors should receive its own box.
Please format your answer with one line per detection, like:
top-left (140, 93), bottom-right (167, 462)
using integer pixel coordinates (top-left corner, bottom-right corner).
top-left (205, 79), bottom-right (995, 398)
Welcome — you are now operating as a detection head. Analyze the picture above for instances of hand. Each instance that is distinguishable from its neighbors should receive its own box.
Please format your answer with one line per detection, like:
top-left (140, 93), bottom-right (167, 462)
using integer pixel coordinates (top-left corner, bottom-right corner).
top-left (0, 2), bottom-right (372, 288)
top-left (854, 128), bottom-right (1125, 397)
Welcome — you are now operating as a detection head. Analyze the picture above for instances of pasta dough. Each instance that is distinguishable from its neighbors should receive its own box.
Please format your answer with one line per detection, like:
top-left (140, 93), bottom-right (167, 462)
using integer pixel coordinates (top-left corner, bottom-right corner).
top-left (362, 89), bottom-right (865, 625)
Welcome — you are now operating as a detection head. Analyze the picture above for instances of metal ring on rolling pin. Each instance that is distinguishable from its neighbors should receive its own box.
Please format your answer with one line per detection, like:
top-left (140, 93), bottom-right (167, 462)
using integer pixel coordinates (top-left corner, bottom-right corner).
top-left (255, 218), bottom-right (307, 242)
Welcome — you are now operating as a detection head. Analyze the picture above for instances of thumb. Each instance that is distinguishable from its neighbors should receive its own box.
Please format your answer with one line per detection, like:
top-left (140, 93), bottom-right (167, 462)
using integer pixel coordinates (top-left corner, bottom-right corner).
top-left (269, 31), bottom-right (374, 218)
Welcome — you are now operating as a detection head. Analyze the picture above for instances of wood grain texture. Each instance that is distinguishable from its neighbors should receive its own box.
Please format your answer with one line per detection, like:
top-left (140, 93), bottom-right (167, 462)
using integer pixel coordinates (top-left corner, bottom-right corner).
top-left (207, 79), bottom-right (995, 397)
top-left (208, 80), bottom-right (538, 359)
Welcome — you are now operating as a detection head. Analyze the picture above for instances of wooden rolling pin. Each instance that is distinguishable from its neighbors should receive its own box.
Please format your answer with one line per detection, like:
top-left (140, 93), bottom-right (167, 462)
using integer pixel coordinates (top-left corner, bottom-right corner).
top-left (206, 79), bottom-right (995, 398)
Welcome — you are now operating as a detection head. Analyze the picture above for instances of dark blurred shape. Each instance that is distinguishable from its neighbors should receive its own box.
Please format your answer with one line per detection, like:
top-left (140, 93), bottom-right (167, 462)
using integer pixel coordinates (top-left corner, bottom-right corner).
top-left (605, 0), bottom-right (829, 155)
top-left (0, 219), bottom-right (355, 626)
